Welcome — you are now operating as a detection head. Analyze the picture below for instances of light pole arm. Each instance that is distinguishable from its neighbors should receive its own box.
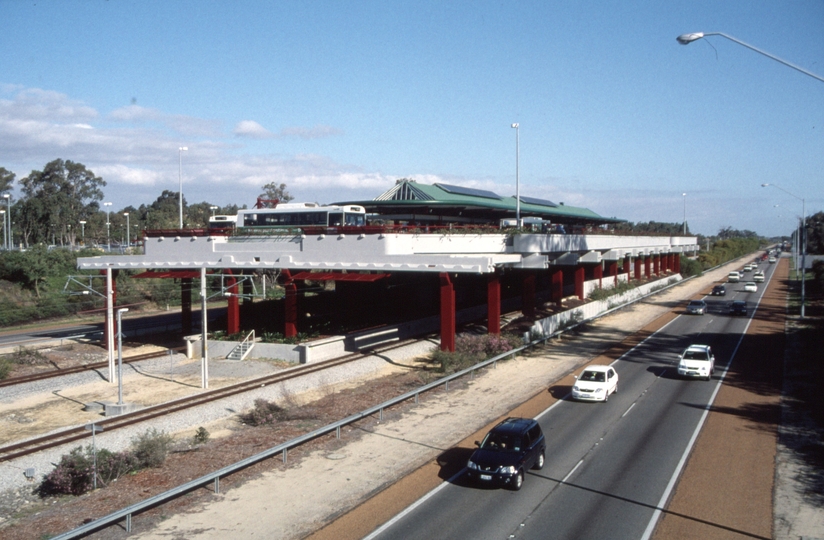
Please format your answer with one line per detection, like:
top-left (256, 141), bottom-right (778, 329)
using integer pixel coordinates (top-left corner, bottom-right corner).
top-left (677, 32), bottom-right (824, 84)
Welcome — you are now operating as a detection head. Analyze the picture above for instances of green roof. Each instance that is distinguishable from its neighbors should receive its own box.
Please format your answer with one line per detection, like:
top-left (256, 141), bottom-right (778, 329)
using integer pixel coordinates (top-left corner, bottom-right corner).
top-left (334, 179), bottom-right (621, 225)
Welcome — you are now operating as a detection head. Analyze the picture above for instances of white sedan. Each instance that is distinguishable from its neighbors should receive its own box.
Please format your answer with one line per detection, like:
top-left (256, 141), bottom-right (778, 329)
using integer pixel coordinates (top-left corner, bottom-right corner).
top-left (572, 365), bottom-right (618, 402)
top-left (743, 282), bottom-right (758, 292)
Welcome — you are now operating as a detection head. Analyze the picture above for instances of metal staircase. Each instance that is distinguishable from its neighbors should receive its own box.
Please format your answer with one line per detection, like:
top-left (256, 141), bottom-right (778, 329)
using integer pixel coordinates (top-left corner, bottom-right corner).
top-left (226, 330), bottom-right (255, 361)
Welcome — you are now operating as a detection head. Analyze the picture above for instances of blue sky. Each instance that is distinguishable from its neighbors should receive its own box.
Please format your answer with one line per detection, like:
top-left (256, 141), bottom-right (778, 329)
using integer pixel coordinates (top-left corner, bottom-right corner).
top-left (1, 0), bottom-right (822, 237)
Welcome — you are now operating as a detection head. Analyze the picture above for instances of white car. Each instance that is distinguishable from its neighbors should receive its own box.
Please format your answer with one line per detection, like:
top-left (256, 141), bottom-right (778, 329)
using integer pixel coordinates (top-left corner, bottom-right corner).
top-left (572, 365), bottom-right (618, 402)
top-left (677, 344), bottom-right (715, 381)
top-left (743, 282), bottom-right (758, 292)
top-left (769, 257), bottom-right (776, 263)
top-left (753, 271), bottom-right (765, 283)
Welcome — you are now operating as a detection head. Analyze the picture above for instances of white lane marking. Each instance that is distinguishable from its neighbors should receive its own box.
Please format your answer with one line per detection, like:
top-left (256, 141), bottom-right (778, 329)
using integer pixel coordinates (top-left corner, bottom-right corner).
top-left (562, 460), bottom-right (584, 483)
top-left (621, 403), bottom-right (636, 418)
top-left (362, 467), bottom-right (464, 540)
top-left (640, 300), bottom-right (756, 540)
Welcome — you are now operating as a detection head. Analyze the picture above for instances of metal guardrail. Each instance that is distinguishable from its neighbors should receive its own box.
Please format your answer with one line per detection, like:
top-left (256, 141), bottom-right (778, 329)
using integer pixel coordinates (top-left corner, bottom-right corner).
top-left (51, 272), bottom-right (699, 539)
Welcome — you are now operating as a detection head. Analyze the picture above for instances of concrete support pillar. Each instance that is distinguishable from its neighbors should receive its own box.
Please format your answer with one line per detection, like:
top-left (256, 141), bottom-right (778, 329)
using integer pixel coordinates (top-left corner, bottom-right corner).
top-left (181, 277), bottom-right (193, 335)
top-left (609, 261), bottom-right (619, 286)
top-left (644, 257), bottom-right (651, 279)
top-left (522, 273), bottom-right (536, 319)
top-left (624, 256), bottom-right (631, 279)
top-left (439, 273), bottom-right (456, 352)
top-left (594, 263), bottom-right (603, 289)
top-left (227, 270), bottom-right (240, 335)
top-left (634, 257), bottom-right (641, 280)
top-left (487, 272), bottom-right (501, 335)
top-left (551, 269), bottom-right (564, 304)
top-left (654, 254), bottom-right (660, 276)
top-left (575, 266), bottom-right (585, 300)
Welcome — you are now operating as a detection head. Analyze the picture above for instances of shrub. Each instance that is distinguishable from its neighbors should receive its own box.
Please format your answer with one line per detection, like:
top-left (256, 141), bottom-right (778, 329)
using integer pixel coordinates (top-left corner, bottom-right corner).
top-left (0, 358), bottom-right (11, 380)
top-left (588, 280), bottom-right (637, 301)
top-left (36, 446), bottom-right (137, 497)
top-left (241, 398), bottom-right (289, 426)
top-left (432, 333), bottom-right (522, 374)
top-left (679, 256), bottom-right (703, 278)
top-left (131, 428), bottom-right (175, 468)
top-left (193, 427), bottom-right (210, 445)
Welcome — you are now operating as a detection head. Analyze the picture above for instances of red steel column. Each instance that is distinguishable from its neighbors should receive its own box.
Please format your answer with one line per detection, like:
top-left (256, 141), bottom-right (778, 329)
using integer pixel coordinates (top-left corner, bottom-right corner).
top-left (282, 269), bottom-right (298, 338)
top-left (634, 257), bottom-right (641, 280)
top-left (181, 277), bottom-right (193, 335)
top-left (522, 273), bottom-right (536, 319)
top-left (594, 263), bottom-right (603, 289)
top-left (609, 261), bottom-right (619, 286)
top-left (227, 270), bottom-right (240, 335)
top-left (439, 273), bottom-right (456, 351)
top-left (675, 254), bottom-right (682, 273)
top-left (575, 266), bottom-right (585, 300)
top-left (653, 255), bottom-right (660, 276)
top-left (644, 257), bottom-right (651, 279)
top-left (487, 271), bottom-right (501, 335)
top-left (551, 269), bottom-right (564, 304)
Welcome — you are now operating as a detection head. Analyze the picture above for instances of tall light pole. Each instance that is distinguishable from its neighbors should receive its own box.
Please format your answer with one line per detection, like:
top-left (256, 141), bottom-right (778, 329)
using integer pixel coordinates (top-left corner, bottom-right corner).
top-left (762, 183), bottom-right (806, 318)
top-left (682, 193), bottom-right (687, 234)
top-left (178, 146), bottom-right (188, 229)
top-left (103, 202), bottom-right (112, 251)
top-left (511, 123), bottom-right (520, 224)
top-left (79, 220), bottom-right (86, 246)
top-left (677, 31), bottom-right (822, 318)
top-left (0, 210), bottom-right (5, 251)
top-left (3, 193), bottom-right (10, 250)
top-left (123, 212), bottom-right (130, 249)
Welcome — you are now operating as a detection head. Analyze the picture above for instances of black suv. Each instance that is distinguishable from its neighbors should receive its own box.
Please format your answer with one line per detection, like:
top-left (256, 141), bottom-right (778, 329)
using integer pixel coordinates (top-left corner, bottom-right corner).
top-left (465, 417), bottom-right (546, 491)
top-left (711, 284), bottom-right (726, 296)
top-left (730, 300), bottom-right (747, 316)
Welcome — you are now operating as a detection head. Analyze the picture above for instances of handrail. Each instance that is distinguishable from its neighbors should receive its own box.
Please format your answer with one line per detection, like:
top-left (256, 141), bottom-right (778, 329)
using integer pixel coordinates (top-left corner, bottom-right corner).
top-left (50, 273), bottom-right (693, 539)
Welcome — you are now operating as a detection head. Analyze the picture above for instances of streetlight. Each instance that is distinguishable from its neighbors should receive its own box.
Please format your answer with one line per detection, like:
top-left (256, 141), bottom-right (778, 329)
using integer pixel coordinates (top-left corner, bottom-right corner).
top-left (103, 202), bottom-right (112, 251)
top-left (178, 146), bottom-right (188, 229)
top-left (123, 212), bottom-right (130, 250)
top-left (511, 123), bottom-right (520, 224)
top-left (79, 220), bottom-right (86, 245)
top-left (762, 183), bottom-right (806, 318)
top-left (676, 32), bottom-right (824, 84)
top-left (0, 209), bottom-right (5, 251)
top-left (682, 193), bottom-right (687, 235)
top-left (677, 31), bottom-right (823, 318)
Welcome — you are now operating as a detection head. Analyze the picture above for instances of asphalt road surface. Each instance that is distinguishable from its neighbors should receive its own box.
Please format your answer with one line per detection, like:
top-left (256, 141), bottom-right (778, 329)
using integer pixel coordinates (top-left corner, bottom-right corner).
top-left (366, 262), bottom-right (777, 540)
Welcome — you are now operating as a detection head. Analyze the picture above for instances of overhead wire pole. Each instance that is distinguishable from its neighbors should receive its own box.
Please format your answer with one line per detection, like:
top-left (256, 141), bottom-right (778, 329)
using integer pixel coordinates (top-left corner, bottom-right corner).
top-left (178, 147), bottom-right (188, 229)
top-left (762, 183), bottom-right (806, 318)
top-left (511, 123), bottom-right (520, 224)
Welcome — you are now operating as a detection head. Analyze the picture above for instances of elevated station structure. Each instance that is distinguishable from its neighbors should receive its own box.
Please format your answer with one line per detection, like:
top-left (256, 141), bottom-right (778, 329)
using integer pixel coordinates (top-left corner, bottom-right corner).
top-left (76, 179), bottom-right (697, 369)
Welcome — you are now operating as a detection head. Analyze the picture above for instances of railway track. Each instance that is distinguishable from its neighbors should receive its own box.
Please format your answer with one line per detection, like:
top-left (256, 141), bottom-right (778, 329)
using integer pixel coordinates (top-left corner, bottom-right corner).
top-left (0, 337), bottom-right (422, 463)
top-left (0, 347), bottom-right (187, 388)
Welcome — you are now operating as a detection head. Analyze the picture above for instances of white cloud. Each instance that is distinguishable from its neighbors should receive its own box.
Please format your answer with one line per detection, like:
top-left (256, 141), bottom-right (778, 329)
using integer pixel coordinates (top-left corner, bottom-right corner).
top-left (278, 124), bottom-right (342, 139)
top-left (94, 164), bottom-right (164, 186)
top-left (0, 87), bottom-right (97, 122)
top-left (234, 120), bottom-right (272, 139)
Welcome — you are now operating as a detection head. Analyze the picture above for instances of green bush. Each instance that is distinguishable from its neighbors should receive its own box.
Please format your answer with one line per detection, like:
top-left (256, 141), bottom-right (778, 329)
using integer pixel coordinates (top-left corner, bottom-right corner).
top-left (0, 358), bottom-right (11, 380)
top-left (36, 445), bottom-right (138, 497)
top-left (193, 427), bottom-right (210, 445)
top-left (241, 398), bottom-right (289, 426)
top-left (679, 256), bottom-right (703, 278)
top-left (588, 280), bottom-right (637, 301)
top-left (432, 333), bottom-right (522, 374)
top-left (131, 428), bottom-right (175, 468)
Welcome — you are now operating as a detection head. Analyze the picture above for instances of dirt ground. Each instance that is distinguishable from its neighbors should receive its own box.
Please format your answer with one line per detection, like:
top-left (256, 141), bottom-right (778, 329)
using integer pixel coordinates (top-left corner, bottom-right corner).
top-left (0, 259), bottom-right (818, 539)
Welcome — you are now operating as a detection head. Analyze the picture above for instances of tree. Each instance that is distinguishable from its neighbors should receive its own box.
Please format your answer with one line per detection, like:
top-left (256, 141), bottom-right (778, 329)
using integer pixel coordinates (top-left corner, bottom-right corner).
top-left (805, 211), bottom-right (824, 255)
top-left (258, 182), bottom-right (294, 206)
top-left (0, 167), bottom-right (14, 195)
top-left (19, 160), bottom-right (105, 246)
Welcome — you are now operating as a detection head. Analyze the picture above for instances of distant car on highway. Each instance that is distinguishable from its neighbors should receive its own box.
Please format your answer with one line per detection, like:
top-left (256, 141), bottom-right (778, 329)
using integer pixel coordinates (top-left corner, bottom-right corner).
top-left (686, 299), bottom-right (707, 315)
top-left (711, 285), bottom-right (726, 296)
top-left (743, 264), bottom-right (753, 272)
top-left (730, 300), bottom-right (748, 316)
top-left (753, 271), bottom-right (765, 283)
top-left (728, 271), bottom-right (741, 283)
top-left (769, 256), bottom-right (777, 263)
top-left (572, 365), bottom-right (619, 402)
top-left (465, 417), bottom-right (546, 491)
top-left (743, 282), bottom-right (758, 292)
top-left (677, 344), bottom-right (715, 381)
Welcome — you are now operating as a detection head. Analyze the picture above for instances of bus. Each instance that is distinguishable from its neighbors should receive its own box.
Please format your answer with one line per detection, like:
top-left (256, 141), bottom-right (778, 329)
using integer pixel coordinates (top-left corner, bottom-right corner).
top-left (237, 203), bottom-right (367, 229)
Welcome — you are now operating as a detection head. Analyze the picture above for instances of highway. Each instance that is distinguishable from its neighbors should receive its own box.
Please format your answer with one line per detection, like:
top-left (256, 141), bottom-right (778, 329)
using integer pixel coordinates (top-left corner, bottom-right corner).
top-left (367, 260), bottom-right (776, 540)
